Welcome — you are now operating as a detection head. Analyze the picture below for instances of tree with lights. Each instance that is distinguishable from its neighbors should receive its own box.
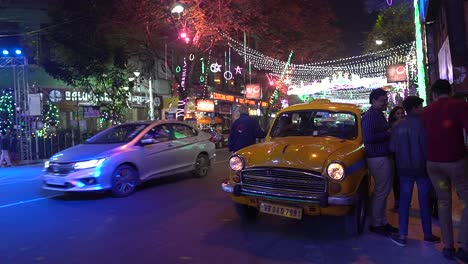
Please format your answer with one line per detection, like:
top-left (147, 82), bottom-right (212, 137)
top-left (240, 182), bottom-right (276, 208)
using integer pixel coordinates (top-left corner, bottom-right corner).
top-left (0, 88), bottom-right (14, 133)
top-left (364, 2), bottom-right (414, 52)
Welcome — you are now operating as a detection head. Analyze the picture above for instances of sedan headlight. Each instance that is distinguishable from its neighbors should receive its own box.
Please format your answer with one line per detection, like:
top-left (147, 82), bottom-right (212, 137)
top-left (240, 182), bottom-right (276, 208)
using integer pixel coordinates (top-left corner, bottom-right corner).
top-left (74, 158), bottom-right (106, 170)
top-left (44, 160), bottom-right (50, 169)
top-left (327, 162), bottom-right (345, 181)
top-left (229, 155), bottom-right (244, 171)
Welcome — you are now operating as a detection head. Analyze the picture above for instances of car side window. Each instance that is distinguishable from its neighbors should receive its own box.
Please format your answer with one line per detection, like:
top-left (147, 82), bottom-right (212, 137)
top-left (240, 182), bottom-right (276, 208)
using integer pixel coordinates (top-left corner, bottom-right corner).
top-left (144, 125), bottom-right (172, 143)
top-left (172, 124), bottom-right (197, 139)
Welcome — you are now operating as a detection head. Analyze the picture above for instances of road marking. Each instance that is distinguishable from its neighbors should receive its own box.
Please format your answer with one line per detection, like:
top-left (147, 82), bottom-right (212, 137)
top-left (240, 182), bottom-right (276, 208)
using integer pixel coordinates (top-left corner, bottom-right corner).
top-left (0, 195), bottom-right (60, 209)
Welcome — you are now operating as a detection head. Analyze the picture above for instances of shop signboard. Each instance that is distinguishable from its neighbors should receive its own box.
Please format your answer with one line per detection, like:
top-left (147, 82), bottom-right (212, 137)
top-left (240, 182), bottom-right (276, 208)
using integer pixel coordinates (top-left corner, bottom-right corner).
top-left (196, 99), bottom-right (214, 112)
top-left (245, 84), bottom-right (261, 99)
top-left (386, 64), bottom-right (407, 83)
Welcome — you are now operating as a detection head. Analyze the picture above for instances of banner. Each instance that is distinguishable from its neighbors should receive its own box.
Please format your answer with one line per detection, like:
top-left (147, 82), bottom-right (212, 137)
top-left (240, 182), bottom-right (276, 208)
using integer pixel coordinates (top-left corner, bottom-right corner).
top-left (386, 64), bottom-right (407, 83)
top-left (245, 84), bottom-right (261, 99)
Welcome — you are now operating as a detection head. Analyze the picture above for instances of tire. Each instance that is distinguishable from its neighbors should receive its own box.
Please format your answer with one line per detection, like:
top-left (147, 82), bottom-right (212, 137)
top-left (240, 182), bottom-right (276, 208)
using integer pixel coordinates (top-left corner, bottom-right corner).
top-left (345, 177), bottom-right (369, 235)
top-left (110, 164), bottom-right (139, 197)
top-left (193, 154), bottom-right (210, 178)
top-left (235, 203), bottom-right (259, 221)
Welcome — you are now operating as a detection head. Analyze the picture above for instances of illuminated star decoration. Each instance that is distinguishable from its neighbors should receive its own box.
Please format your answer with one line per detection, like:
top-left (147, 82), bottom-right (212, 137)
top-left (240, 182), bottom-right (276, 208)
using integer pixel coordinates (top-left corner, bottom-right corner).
top-left (210, 62), bottom-right (222, 73)
top-left (235, 66), bottom-right (242, 74)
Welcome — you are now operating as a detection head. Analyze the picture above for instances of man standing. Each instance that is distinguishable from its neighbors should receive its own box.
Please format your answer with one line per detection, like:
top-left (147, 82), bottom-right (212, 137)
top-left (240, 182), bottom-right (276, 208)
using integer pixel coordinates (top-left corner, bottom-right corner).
top-left (362, 88), bottom-right (399, 236)
top-left (422, 79), bottom-right (468, 262)
top-left (389, 96), bottom-right (440, 246)
top-left (228, 105), bottom-right (266, 153)
top-left (0, 131), bottom-right (12, 167)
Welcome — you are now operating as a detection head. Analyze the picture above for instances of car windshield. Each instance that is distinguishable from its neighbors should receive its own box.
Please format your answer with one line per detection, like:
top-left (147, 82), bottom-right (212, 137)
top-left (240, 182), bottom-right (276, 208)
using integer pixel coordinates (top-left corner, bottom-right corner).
top-left (85, 124), bottom-right (149, 144)
top-left (270, 110), bottom-right (357, 140)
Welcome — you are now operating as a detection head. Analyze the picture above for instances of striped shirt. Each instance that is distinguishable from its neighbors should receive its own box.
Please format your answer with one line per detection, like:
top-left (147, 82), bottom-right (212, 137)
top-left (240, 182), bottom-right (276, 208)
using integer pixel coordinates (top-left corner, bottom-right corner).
top-left (362, 106), bottom-right (391, 158)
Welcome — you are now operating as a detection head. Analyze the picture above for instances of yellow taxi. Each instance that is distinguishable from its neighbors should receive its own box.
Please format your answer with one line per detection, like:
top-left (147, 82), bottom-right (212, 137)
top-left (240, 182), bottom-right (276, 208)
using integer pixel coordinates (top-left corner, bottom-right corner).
top-left (222, 99), bottom-right (369, 235)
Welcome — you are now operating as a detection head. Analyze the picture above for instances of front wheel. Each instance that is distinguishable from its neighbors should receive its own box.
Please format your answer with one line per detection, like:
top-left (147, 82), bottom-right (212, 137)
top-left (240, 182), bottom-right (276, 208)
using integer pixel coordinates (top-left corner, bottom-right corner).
top-left (193, 154), bottom-right (210, 178)
top-left (345, 196), bottom-right (366, 235)
top-left (110, 165), bottom-right (139, 197)
top-left (345, 177), bottom-right (369, 235)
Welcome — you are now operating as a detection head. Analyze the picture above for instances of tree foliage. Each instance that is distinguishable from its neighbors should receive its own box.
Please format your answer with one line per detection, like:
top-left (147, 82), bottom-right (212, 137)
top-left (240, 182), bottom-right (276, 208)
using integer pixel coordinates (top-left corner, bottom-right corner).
top-left (39, 0), bottom-right (130, 123)
top-left (364, 2), bottom-right (414, 52)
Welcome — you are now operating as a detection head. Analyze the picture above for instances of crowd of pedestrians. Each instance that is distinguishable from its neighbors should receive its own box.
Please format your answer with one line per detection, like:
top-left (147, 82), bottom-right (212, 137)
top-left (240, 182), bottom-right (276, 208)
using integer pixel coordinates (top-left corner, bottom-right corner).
top-left (362, 79), bottom-right (468, 263)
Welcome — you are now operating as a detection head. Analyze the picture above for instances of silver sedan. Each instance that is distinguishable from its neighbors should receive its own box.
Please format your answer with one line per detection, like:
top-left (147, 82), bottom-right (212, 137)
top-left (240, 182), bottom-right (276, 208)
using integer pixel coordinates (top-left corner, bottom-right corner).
top-left (43, 120), bottom-right (216, 197)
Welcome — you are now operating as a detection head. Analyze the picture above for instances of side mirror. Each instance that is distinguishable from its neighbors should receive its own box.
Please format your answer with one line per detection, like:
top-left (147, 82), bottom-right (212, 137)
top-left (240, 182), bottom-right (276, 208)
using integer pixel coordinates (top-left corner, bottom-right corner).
top-left (140, 138), bottom-right (155, 145)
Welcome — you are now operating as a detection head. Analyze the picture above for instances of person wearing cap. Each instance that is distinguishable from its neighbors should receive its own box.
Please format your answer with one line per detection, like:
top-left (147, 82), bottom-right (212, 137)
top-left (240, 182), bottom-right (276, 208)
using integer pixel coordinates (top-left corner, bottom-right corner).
top-left (389, 96), bottom-right (440, 246)
top-left (422, 79), bottom-right (468, 262)
top-left (362, 88), bottom-right (399, 236)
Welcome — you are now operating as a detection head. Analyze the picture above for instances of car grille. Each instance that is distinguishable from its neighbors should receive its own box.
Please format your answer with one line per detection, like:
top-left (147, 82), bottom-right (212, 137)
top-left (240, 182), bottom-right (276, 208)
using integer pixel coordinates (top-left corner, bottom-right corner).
top-left (241, 167), bottom-right (327, 199)
top-left (47, 162), bottom-right (75, 175)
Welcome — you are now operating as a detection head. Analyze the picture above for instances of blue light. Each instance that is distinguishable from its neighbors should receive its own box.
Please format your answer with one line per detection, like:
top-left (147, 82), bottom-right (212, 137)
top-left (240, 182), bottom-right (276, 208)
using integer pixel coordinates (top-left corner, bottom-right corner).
top-left (15, 49), bottom-right (22, 55)
top-left (2, 50), bottom-right (9, 55)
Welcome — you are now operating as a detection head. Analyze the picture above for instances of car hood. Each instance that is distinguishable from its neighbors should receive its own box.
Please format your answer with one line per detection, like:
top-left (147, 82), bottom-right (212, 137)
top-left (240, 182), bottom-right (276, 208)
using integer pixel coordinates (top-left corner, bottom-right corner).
top-left (49, 143), bottom-right (123, 163)
top-left (237, 137), bottom-right (349, 172)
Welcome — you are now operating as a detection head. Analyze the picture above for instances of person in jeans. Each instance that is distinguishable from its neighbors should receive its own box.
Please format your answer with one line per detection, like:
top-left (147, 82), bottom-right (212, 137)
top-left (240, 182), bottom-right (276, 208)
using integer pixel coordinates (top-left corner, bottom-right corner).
top-left (422, 79), bottom-right (468, 262)
top-left (362, 88), bottom-right (399, 236)
top-left (388, 106), bottom-right (405, 210)
top-left (0, 131), bottom-right (12, 167)
top-left (228, 105), bottom-right (266, 153)
top-left (389, 96), bottom-right (440, 246)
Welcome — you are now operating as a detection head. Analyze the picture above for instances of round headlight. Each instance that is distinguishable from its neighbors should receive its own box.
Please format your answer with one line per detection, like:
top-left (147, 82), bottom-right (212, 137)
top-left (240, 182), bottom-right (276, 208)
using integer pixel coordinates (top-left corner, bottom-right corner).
top-left (327, 162), bottom-right (345, 181)
top-left (229, 155), bottom-right (244, 171)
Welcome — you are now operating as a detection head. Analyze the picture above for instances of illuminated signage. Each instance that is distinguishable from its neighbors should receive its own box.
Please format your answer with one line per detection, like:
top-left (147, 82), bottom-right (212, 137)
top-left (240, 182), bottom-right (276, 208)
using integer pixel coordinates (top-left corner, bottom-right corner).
top-left (212, 92), bottom-right (235, 102)
top-left (196, 99), bottom-right (214, 112)
top-left (245, 84), bottom-right (261, 99)
top-left (386, 64), bottom-right (407, 83)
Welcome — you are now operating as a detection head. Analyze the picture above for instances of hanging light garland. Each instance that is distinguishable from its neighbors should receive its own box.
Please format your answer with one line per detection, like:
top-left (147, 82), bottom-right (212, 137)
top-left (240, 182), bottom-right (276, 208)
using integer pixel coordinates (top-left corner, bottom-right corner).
top-left (0, 88), bottom-right (14, 133)
top-left (221, 32), bottom-right (415, 83)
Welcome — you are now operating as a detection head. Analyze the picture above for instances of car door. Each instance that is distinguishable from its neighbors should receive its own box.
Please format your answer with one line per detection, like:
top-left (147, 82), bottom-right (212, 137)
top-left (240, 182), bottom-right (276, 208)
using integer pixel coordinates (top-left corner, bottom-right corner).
top-left (138, 124), bottom-right (179, 180)
top-left (169, 123), bottom-right (200, 171)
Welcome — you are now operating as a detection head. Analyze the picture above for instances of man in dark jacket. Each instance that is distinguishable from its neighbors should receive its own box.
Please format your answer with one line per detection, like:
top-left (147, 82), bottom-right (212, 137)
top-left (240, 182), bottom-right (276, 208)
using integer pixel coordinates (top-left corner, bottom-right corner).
top-left (228, 105), bottom-right (266, 153)
top-left (389, 96), bottom-right (440, 247)
top-left (0, 131), bottom-right (12, 167)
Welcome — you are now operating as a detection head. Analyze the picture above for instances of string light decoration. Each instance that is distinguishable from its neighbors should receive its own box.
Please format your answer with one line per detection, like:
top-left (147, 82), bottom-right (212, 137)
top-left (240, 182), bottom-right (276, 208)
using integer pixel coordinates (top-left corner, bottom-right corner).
top-left (0, 88), bottom-right (14, 133)
top-left (221, 32), bottom-right (415, 83)
top-left (269, 51), bottom-right (294, 105)
top-left (38, 103), bottom-right (60, 138)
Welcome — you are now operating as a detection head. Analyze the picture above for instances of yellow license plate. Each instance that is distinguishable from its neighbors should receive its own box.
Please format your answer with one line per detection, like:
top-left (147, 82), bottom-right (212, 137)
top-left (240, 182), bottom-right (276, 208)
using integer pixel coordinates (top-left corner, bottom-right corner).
top-left (259, 201), bottom-right (303, 220)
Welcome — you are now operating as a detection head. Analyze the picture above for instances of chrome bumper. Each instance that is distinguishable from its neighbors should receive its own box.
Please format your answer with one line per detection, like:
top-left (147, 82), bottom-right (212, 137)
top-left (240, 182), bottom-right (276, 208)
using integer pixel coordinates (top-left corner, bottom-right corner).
top-left (221, 181), bottom-right (357, 206)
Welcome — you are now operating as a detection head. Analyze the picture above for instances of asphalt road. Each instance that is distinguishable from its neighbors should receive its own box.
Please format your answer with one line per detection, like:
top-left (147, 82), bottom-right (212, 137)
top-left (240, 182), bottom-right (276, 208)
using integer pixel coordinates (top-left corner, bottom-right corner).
top-left (0, 149), bottom-right (460, 264)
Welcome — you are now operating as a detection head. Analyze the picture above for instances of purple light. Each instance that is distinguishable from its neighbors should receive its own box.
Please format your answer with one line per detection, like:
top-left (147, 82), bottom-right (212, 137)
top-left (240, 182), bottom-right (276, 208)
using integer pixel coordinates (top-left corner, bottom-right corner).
top-left (387, 0), bottom-right (393, 6)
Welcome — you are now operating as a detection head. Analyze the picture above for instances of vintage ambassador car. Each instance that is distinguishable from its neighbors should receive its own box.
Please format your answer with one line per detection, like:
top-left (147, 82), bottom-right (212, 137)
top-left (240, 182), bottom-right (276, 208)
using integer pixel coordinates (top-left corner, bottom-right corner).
top-left (221, 99), bottom-right (369, 235)
top-left (43, 121), bottom-right (216, 197)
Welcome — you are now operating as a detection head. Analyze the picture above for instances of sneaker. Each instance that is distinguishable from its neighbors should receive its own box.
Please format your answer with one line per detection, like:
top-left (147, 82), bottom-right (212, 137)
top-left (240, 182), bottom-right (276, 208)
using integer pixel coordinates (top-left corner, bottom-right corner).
top-left (390, 234), bottom-right (407, 247)
top-left (383, 223), bottom-right (399, 234)
top-left (423, 235), bottom-right (441, 243)
top-left (455, 248), bottom-right (468, 263)
top-left (442, 247), bottom-right (456, 260)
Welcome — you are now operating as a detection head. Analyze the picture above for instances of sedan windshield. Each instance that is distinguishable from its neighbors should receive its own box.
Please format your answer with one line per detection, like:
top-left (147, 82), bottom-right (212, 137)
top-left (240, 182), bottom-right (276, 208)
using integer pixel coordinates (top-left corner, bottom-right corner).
top-left (85, 124), bottom-right (149, 144)
top-left (270, 110), bottom-right (357, 140)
